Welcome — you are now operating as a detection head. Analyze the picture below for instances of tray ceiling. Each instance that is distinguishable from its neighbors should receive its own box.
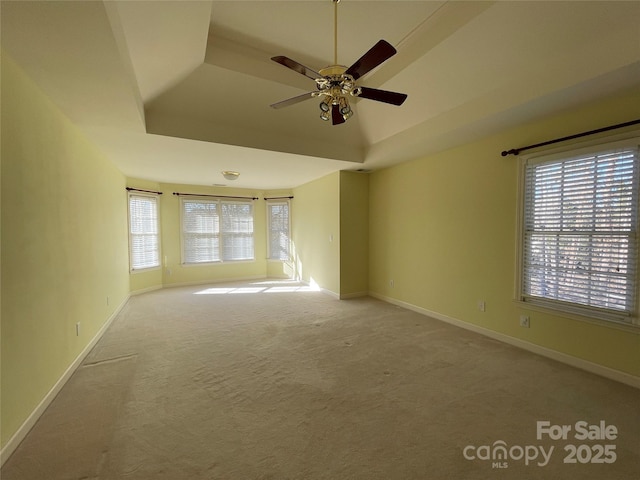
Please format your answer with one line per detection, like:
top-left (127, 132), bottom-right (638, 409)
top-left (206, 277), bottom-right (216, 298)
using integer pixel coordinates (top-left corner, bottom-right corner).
top-left (2, 1), bottom-right (639, 189)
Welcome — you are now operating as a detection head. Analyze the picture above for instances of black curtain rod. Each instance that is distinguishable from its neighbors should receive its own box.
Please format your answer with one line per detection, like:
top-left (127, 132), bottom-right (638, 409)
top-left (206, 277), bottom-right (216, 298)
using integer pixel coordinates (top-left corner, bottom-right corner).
top-left (264, 196), bottom-right (294, 200)
top-left (126, 187), bottom-right (163, 195)
top-left (173, 192), bottom-right (258, 200)
top-left (501, 118), bottom-right (640, 157)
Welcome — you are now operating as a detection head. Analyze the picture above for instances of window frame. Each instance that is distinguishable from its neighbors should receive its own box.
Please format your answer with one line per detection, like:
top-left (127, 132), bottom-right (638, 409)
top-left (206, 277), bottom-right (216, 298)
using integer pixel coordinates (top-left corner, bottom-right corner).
top-left (516, 135), bottom-right (640, 327)
top-left (127, 192), bottom-right (161, 272)
top-left (180, 197), bottom-right (255, 265)
top-left (266, 199), bottom-right (291, 261)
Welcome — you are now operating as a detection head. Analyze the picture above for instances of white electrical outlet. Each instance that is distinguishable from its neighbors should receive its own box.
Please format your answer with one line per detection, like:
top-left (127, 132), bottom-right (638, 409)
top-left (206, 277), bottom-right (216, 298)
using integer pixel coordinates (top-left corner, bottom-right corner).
top-left (520, 315), bottom-right (530, 328)
top-left (76, 322), bottom-right (81, 336)
top-left (106, 296), bottom-right (110, 306)
top-left (390, 279), bottom-right (394, 288)
top-left (478, 301), bottom-right (486, 312)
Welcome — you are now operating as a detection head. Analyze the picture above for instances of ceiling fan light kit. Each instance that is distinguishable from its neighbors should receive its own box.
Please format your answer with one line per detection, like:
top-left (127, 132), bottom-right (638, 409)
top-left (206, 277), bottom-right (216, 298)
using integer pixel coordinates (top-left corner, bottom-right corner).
top-left (270, 0), bottom-right (407, 125)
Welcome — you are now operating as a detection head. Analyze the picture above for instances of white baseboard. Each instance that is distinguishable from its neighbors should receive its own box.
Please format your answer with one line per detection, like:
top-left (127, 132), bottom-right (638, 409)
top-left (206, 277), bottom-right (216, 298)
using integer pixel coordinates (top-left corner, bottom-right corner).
top-left (370, 292), bottom-right (640, 390)
top-left (129, 285), bottom-right (163, 296)
top-left (321, 288), bottom-right (340, 299)
top-left (0, 295), bottom-right (130, 466)
top-left (340, 291), bottom-right (368, 299)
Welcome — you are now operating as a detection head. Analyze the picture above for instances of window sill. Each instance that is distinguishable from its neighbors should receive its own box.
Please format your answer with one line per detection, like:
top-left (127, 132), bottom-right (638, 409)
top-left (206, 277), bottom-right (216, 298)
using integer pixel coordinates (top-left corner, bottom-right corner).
top-left (181, 259), bottom-right (256, 267)
top-left (130, 266), bottom-right (161, 274)
top-left (513, 299), bottom-right (640, 334)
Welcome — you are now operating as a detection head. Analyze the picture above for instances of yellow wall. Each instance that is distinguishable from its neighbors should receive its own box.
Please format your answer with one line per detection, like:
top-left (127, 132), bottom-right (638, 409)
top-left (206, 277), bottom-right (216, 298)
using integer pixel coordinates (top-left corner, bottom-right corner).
top-left (266, 259), bottom-right (293, 279)
top-left (369, 87), bottom-right (640, 377)
top-left (1, 55), bottom-right (130, 447)
top-left (340, 171), bottom-right (369, 297)
top-left (292, 172), bottom-right (341, 295)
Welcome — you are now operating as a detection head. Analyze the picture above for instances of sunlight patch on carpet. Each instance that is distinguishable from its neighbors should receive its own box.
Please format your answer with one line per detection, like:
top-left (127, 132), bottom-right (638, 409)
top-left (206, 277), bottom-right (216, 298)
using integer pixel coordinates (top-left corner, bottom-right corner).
top-left (194, 283), bottom-right (319, 295)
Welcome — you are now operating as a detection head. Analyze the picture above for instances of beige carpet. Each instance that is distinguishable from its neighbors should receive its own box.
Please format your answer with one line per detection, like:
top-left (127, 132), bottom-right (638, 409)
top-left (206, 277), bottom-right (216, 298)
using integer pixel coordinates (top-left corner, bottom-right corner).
top-left (3, 280), bottom-right (639, 479)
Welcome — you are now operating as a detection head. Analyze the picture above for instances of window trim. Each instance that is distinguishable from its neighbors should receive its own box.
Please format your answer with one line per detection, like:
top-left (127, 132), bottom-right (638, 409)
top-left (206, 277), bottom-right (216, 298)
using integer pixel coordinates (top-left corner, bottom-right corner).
top-left (266, 199), bottom-right (291, 262)
top-left (127, 192), bottom-right (161, 272)
top-left (515, 133), bottom-right (640, 328)
top-left (179, 196), bottom-right (255, 265)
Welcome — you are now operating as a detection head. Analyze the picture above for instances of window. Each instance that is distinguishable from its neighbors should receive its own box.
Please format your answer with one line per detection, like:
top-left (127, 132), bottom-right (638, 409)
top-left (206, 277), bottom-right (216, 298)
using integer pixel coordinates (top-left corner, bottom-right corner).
top-left (128, 193), bottom-right (160, 270)
top-left (181, 198), bottom-right (254, 263)
top-left (182, 199), bottom-right (219, 264)
top-left (220, 202), bottom-right (254, 261)
top-left (520, 140), bottom-right (639, 323)
top-left (267, 200), bottom-right (291, 260)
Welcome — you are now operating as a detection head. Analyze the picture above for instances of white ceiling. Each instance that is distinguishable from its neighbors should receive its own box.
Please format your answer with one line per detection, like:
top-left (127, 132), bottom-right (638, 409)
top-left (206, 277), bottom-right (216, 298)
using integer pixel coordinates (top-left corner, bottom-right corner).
top-left (2, 1), bottom-right (639, 189)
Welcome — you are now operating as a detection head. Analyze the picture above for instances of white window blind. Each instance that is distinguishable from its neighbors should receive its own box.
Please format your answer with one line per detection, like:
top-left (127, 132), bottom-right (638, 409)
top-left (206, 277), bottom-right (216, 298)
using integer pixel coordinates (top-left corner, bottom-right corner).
top-left (128, 194), bottom-right (160, 270)
top-left (522, 144), bottom-right (639, 320)
top-left (183, 200), bottom-right (220, 263)
top-left (267, 201), bottom-right (290, 260)
top-left (181, 198), bottom-right (254, 263)
top-left (221, 202), bottom-right (254, 261)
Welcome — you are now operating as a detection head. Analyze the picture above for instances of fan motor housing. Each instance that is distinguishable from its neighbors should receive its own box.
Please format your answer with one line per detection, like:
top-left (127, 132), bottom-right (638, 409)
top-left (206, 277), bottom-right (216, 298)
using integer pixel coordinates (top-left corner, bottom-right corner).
top-left (316, 65), bottom-right (359, 99)
top-left (319, 65), bottom-right (347, 76)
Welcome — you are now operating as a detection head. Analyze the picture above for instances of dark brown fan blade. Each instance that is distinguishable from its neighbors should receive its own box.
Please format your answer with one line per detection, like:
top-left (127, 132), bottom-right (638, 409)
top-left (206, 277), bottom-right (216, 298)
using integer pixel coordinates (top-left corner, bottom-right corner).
top-left (271, 56), bottom-right (323, 81)
top-left (358, 87), bottom-right (407, 106)
top-left (344, 40), bottom-right (397, 81)
top-left (332, 104), bottom-right (345, 125)
top-left (270, 92), bottom-right (316, 109)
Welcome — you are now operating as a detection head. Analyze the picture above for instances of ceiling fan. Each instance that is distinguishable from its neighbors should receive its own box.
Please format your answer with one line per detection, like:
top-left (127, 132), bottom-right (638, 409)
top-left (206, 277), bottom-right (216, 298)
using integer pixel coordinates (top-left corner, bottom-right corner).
top-left (270, 0), bottom-right (407, 125)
